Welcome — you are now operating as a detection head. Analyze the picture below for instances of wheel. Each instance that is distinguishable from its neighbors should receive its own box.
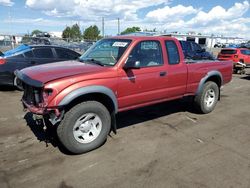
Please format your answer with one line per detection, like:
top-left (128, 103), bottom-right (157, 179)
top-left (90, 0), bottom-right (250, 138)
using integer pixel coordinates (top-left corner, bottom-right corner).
top-left (194, 81), bottom-right (219, 114)
top-left (57, 101), bottom-right (111, 154)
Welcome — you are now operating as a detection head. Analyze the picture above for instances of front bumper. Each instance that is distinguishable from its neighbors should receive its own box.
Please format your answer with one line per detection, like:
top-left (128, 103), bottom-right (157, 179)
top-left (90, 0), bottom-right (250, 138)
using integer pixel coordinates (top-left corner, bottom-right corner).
top-left (22, 99), bottom-right (47, 115)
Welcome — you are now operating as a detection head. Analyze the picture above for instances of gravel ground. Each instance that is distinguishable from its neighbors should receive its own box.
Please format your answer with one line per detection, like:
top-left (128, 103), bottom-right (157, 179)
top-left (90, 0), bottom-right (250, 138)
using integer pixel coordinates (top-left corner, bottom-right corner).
top-left (0, 71), bottom-right (250, 188)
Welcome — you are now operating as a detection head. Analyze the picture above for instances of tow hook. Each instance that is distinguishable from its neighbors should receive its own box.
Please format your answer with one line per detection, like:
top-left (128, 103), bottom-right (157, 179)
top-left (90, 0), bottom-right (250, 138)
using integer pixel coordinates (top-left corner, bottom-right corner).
top-left (33, 114), bottom-right (46, 131)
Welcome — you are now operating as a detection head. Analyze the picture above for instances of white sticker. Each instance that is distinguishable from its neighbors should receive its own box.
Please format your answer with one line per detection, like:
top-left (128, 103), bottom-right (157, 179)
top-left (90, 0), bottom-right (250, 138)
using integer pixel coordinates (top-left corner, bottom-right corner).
top-left (112, 42), bottom-right (128, 47)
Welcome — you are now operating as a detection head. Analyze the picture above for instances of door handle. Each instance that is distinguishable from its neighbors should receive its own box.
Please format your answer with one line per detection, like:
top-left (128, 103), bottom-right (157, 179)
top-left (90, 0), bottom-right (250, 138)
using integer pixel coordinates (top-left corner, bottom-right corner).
top-left (159, 71), bottom-right (167, 77)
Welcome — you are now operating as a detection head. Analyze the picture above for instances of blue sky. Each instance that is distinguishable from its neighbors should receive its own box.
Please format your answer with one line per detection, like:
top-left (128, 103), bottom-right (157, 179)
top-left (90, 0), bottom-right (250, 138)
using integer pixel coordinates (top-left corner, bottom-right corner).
top-left (0, 0), bottom-right (249, 38)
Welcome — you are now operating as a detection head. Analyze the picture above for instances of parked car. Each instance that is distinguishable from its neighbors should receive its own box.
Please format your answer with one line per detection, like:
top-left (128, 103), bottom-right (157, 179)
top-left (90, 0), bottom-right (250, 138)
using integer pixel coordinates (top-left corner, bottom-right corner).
top-left (179, 40), bottom-right (214, 60)
top-left (0, 44), bottom-right (81, 86)
top-left (214, 43), bottom-right (225, 48)
top-left (16, 36), bottom-right (232, 154)
top-left (218, 48), bottom-right (250, 67)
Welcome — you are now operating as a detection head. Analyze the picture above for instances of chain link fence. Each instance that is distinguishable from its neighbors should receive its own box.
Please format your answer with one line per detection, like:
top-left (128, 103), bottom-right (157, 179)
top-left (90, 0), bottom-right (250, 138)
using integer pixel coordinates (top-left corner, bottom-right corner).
top-left (0, 36), bottom-right (96, 54)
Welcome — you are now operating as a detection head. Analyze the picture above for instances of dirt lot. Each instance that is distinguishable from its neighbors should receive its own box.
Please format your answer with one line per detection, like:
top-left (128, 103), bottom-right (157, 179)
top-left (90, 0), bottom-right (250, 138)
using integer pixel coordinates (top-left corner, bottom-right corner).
top-left (0, 71), bottom-right (250, 188)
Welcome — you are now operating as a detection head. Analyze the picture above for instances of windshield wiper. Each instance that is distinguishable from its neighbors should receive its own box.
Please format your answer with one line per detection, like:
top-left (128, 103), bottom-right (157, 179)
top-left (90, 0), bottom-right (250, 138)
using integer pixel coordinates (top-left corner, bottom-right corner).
top-left (78, 58), bottom-right (104, 66)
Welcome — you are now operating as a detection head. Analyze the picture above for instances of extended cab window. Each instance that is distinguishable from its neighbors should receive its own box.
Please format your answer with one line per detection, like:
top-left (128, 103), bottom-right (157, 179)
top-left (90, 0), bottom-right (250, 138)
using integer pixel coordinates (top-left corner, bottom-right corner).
top-left (127, 40), bottom-right (163, 67)
top-left (165, 41), bottom-right (180, 65)
top-left (33, 48), bottom-right (54, 58)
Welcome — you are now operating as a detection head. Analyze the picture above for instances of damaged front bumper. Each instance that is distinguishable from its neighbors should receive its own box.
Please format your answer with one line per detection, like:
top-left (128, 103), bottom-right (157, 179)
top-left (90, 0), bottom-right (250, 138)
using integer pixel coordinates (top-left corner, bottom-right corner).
top-left (22, 99), bottom-right (64, 125)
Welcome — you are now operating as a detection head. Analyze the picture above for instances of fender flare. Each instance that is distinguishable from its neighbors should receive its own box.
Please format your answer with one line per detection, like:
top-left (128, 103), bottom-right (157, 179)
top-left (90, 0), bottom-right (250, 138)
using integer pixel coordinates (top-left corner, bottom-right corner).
top-left (196, 70), bottom-right (223, 95)
top-left (58, 85), bottom-right (118, 113)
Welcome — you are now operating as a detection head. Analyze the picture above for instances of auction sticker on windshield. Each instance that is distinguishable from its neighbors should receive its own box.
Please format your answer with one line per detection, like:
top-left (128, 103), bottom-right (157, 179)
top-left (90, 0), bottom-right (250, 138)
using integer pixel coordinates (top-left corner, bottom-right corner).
top-left (112, 42), bottom-right (128, 47)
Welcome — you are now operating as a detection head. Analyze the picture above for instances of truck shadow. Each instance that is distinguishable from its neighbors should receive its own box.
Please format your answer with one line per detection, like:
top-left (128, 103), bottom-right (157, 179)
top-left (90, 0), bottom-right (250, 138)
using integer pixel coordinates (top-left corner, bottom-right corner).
top-left (116, 99), bottom-right (193, 129)
top-left (24, 98), bottom-right (195, 155)
top-left (24, 112), bottom-right (72, 155)
top-left (0, 85), bottom-right (16, 91)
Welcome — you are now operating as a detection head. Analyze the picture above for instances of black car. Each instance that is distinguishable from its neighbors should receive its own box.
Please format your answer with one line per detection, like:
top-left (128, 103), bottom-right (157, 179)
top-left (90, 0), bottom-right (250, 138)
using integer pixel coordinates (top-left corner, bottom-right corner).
top-left (0, 44), bottom-right (81, 86)
top-left (179, 40), bottom-right (214, 60)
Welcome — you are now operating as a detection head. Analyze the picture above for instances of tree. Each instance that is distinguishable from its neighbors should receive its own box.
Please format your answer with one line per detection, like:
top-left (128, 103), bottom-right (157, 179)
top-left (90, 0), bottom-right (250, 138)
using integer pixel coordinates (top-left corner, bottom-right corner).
top-left (62, 24), bottom-right (82, 40)
top-left (31, 29), bottom-right (43, 36)
top-left (71, 24), bottom-right (82, 39)
top-left (62, 26), bottom-right (71, 39)
top-left (120, 27), bottom-right (141, 35)
top-left (83, 25), bottom-right (101, 40)
top-left (144, 28), bottom-right (157, 32)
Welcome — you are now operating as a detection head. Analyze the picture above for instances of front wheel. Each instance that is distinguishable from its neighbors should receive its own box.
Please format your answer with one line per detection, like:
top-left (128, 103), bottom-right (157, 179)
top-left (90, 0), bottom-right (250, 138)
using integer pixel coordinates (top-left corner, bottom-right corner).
top-left (57, 101), bottom-right (111, 154)
top-left (194, 81), bottom-right (219, 114)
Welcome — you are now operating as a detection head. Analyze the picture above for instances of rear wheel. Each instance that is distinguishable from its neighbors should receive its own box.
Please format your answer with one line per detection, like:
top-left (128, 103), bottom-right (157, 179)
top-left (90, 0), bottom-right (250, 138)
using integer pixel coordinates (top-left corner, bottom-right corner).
top-left (57, 101), bottom-right (111, 154)
top-left (194, 81), bottom-right (219, 114)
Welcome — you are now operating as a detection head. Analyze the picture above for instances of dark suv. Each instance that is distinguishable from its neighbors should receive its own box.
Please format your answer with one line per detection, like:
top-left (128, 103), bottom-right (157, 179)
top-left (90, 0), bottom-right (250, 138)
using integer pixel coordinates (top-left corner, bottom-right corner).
top-left (0, 44), bottom-right (81, 86)
top-left (179, 40), bottom-right (214, 60)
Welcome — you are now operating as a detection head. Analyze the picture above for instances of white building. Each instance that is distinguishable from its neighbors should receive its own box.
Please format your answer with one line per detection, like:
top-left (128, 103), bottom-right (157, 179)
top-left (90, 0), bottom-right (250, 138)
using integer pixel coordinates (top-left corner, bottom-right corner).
top-left (161, 33), bottom-right (247, 48)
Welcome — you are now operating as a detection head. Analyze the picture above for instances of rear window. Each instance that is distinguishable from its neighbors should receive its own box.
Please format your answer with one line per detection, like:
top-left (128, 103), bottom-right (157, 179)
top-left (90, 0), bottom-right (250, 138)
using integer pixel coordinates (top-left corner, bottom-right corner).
top-left (220, 49), bottom-right (237, 54)
top-left (55, 48), bottom-right (79, 59)
top-left (33, 48), bottom-right (54, 58)
top-left (24, 50), bottom-right (34, 58)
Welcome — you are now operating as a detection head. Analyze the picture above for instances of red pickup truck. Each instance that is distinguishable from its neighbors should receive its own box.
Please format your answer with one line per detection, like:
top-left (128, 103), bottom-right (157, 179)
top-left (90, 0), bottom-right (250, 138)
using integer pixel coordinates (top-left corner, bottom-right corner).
top-left (16, 36), bottom-right (232, 154)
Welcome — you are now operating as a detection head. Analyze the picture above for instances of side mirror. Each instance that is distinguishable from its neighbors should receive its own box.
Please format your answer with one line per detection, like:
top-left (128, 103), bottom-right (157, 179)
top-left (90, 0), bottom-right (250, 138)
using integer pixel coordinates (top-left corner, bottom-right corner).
top-left (123, 60), bottom-right (140, 70)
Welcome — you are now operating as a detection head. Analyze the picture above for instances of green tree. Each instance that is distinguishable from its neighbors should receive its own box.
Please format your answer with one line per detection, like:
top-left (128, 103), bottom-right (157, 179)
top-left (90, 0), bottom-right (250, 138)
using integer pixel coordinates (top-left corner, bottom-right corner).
top-left (31, 29), bottom-right (43, 36)
top-left (144, 28), bottom-right (157, 32)
top-left (62, 24), bottom-right (82, 40)
top-left (120, 27), bottom-right (141, 35)
top-left (62, 26), bottom-right (71, 39)
top-left (83, 25), bottom-right (101, 40)
top-left (71, 24), bottom-right (82, 39)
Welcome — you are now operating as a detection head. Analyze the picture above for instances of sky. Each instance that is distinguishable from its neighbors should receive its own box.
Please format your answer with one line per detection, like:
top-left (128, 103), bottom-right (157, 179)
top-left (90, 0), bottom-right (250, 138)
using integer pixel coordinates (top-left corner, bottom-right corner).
top-left (0, 0), bottom-right (249, 38)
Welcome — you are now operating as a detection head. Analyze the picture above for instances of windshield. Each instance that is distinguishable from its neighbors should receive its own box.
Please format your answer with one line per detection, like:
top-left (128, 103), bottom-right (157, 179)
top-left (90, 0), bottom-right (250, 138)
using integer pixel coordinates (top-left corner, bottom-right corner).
top-left (79, 39), bottom-right (132, 66)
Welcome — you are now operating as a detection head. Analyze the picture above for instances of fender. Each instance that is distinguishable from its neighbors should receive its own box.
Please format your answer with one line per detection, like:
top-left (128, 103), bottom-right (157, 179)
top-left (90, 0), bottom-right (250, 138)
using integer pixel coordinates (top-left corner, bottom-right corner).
top-left (59, 85), bottom-right (118, 113)
top-left (196, 70), bottom-right (223, 95)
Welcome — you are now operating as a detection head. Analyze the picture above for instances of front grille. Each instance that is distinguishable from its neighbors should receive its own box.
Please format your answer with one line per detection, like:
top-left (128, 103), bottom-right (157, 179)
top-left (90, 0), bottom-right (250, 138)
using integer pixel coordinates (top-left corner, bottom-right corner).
top-left (22, 83), bottom-right (43, 106)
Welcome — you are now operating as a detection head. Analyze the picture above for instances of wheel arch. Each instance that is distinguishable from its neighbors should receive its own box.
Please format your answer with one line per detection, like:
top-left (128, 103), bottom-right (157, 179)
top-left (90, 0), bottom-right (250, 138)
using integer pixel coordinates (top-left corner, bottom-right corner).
top-left (59, 85), bottom-right (118, 114)
top-left (196, 71), bottom-right (223, 96)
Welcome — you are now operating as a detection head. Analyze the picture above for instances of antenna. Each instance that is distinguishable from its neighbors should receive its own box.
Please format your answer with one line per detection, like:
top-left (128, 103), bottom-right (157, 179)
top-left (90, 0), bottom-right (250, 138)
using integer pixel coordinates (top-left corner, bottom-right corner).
top-left (102, 17), bottom-right (105, 37)
top-left (117, 18), bottom-right (120, 35)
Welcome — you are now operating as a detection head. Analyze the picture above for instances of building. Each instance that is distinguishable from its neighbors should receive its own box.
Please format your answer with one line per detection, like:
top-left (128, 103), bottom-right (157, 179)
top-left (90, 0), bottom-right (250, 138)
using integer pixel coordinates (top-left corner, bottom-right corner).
top-left (161, 33), bottom-right (247, 48)
top-left (122, 31), bottom-right (247, 48)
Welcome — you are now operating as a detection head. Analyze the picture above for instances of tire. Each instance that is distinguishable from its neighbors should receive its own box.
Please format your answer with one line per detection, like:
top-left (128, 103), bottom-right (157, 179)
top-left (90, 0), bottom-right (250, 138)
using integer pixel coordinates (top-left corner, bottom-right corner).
top-left (194, 81), bottom-right (219, 114)
top-left (57, 101), bottom-right (111, 154)
top-left (13, 76), bottom-right (23, 90)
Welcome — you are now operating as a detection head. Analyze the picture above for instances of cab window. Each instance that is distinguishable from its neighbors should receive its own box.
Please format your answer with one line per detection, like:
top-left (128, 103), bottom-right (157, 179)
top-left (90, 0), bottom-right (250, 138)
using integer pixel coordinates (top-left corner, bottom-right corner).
top-left (127, 40), bottom-right (163, 67)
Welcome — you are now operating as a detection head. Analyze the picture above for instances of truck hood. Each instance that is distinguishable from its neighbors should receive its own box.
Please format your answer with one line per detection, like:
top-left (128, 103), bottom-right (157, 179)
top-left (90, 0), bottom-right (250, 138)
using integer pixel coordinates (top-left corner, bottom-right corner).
top-left (19, 60), bottom-right (110, 85)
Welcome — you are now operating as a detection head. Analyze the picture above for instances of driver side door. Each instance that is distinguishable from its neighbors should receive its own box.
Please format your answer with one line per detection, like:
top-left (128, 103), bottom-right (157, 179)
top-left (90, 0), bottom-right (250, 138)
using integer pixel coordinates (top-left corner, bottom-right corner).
top-left (117, 40), bottom-right (168, 111)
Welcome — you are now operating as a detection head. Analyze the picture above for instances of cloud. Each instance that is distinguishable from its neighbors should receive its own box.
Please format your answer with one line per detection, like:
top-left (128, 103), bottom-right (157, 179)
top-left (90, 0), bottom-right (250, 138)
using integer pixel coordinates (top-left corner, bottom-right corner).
top-left (0, 0), bottom-right (14, 6)
top-left (3, 17), bottom-right (72, 27)
top-left (187, 0), bottom-right (250, 27)
top-left (11, 0), bottom-right (249, 39)
top-left (25, 0), bottom-right (168, 21)
top-left (146, 5), bottom-right (198, 22)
